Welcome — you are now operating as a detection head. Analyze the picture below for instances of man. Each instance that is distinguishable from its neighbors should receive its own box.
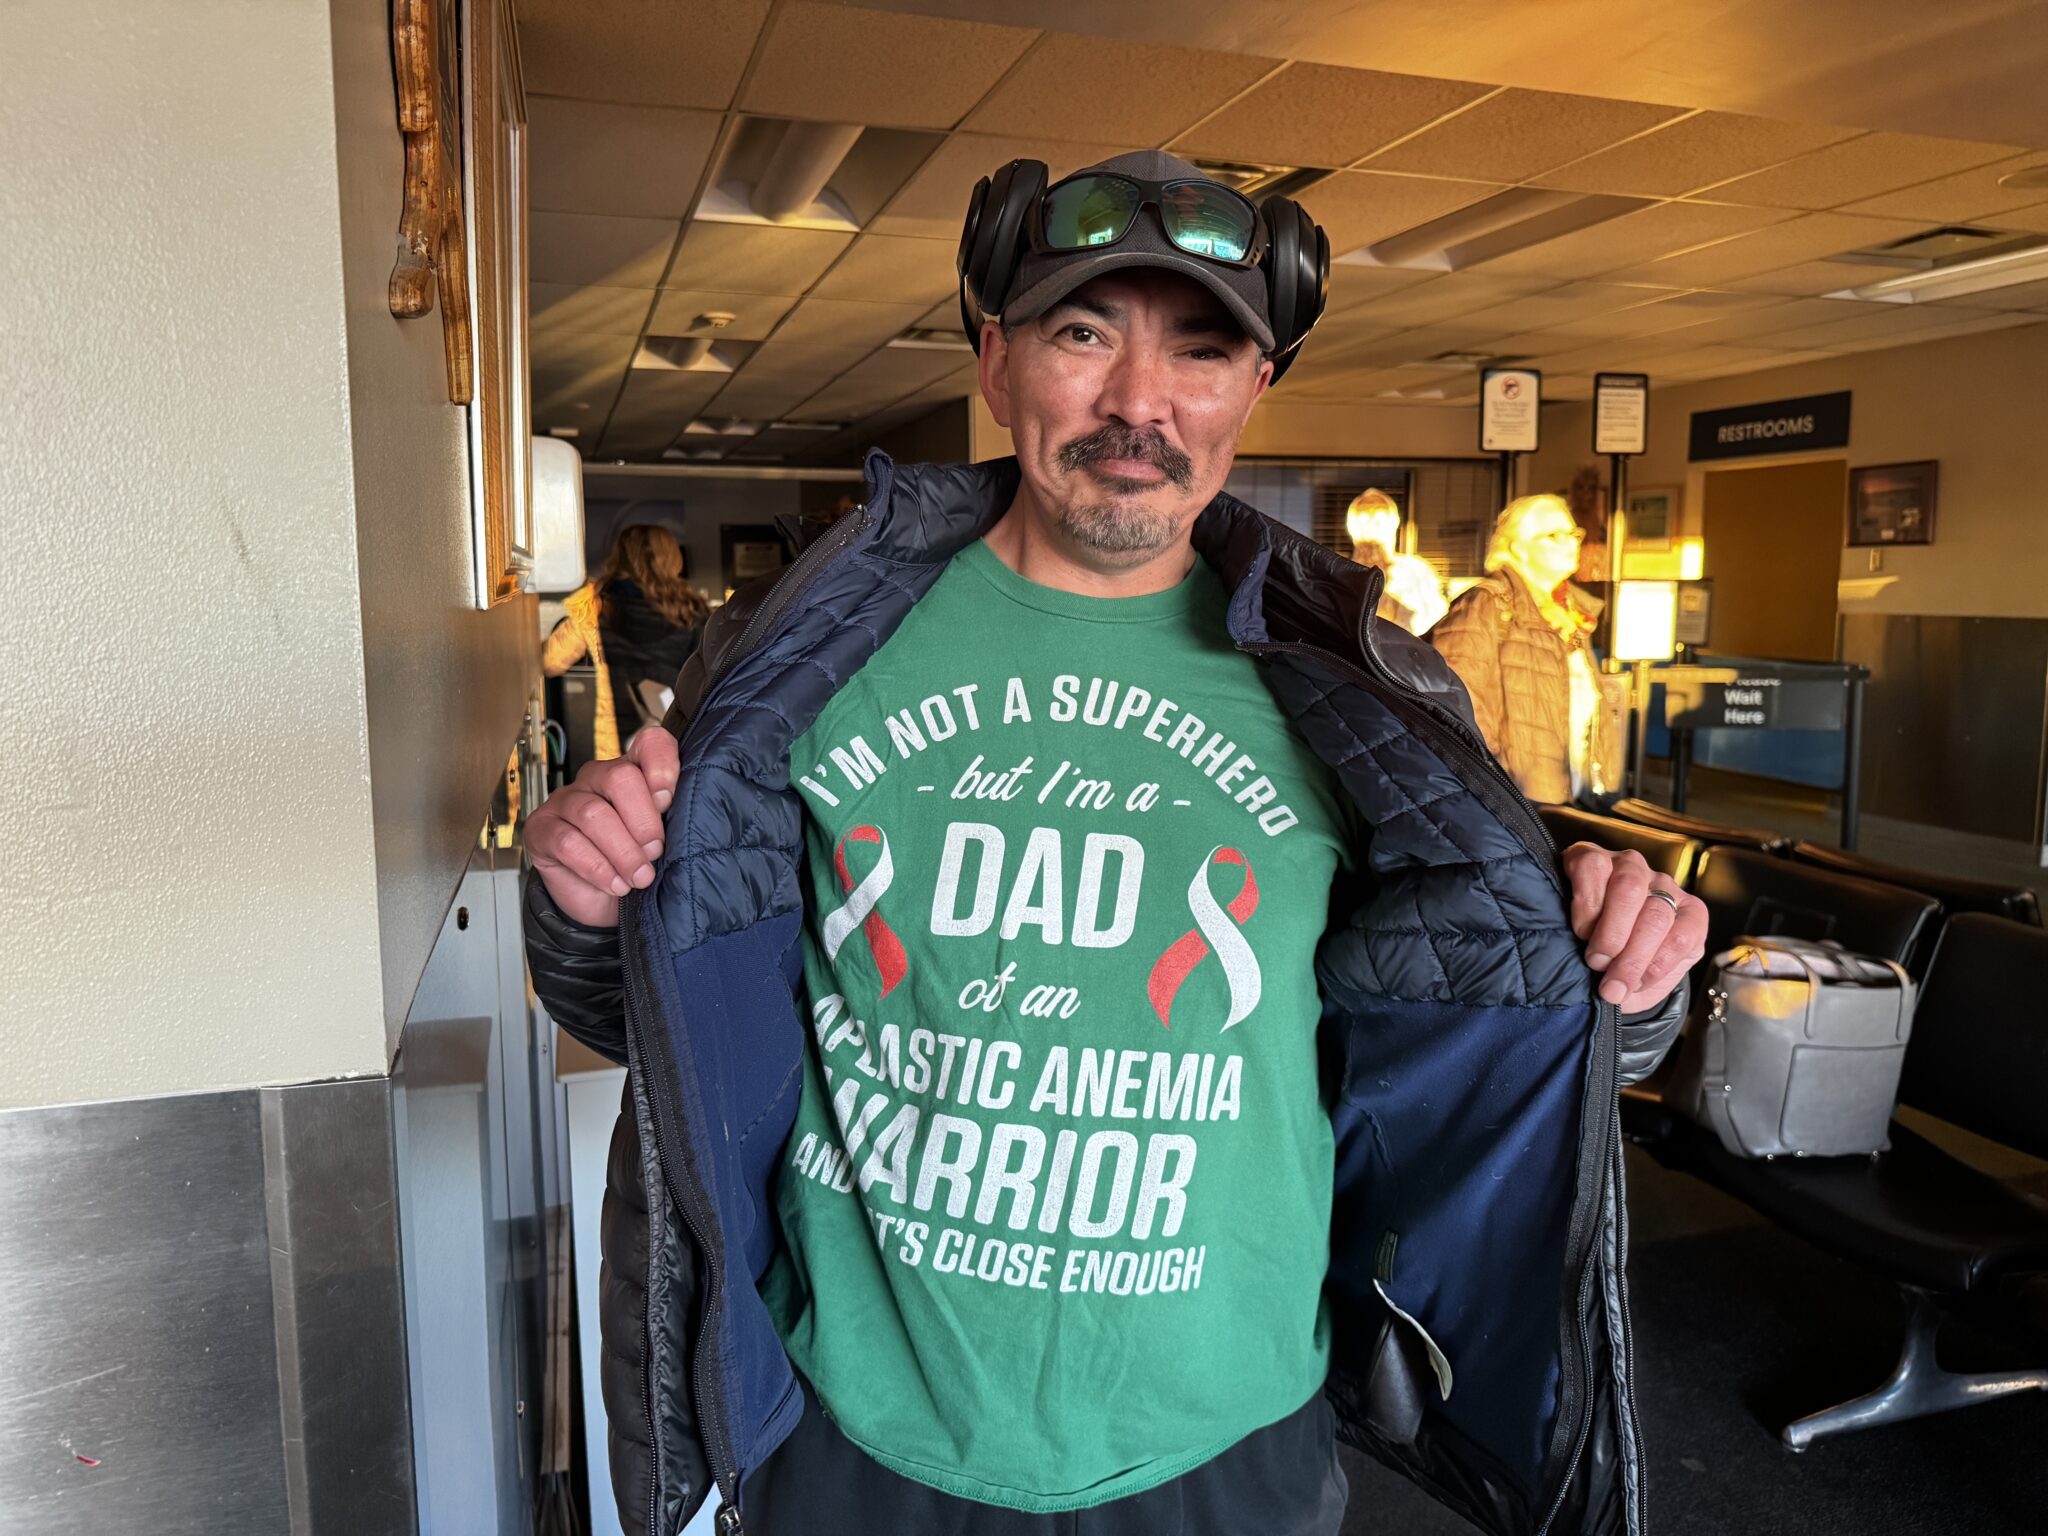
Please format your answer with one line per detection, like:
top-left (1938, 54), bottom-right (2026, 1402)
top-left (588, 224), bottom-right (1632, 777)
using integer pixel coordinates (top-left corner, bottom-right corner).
top-left (523, 152), bottom-right (1704, 1536)
top-left (1432, 494), bottom-right (1628, 805)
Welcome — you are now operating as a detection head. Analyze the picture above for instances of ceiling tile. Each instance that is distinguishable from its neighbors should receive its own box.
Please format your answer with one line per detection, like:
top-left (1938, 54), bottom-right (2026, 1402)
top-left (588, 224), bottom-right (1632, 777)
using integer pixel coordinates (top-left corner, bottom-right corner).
top-left (1839, 154), bottom-right (2048, 222)
top-left (532, 282), bottom-right (654, 337)
top-left (1452, 281), bottom-right (1683, 333)
top-left (1532, 112), bottom-right (1859, 198)
top-left (838, 347), bottom-right (967, 395)
top-left (1341, 272), bottom-right (1557, 329)
top-left (534, 363), bottom-right (625, 423)
top-left (1627, 298), bottom-right (1842, 347)
top-left (917, 297), bottom-right (967, 331)
top-left (663, 223), bottom-right (852, 296)
top-left (647, 289), bottom-right (797, 340)
top-left (612, 371), bottom-right (732, 418)
top-left (700, 379), bottom-right (814, 421)
top-left (528, 98), bottom-right (720, 219)
top-left (1171, 64), bottom-right (1491, 170)
top-left (740, 341), bottom-right (885, 381)
top-left (1542, 288), bottom-right (1786, 340)
top-left (1722, 258), bottom-right (1919, 297)
top-left (531, 333), bottom-right (638, 375)
top-left (531, 212), bottom-right (679, 289)
top-left (1300, 171), bottom-right (1508, 258)
top-left (963, 36), bottom-right (1276, 145)
top-left (1760, 301), bottom-right (2007, 351)
top-left (740, 2), bottom-right (1036, 130)
top-left (870, 133), bottom-right (1134, 239)
top-left (1473, 200), bottom-right (1792, 280)
top-left (1364, 89), bottom-right (1681, 184)
top-left (811, 235), bottom-right (962, 306)
top-left (770, 297), bottom-right (932, 350)
top-left (1323, 263), bottom-right (1444, 314)
top-left (517, 0), bottom-right (770, 111)
top-left (1603, 212), bottom-right (1930, 286)
top-left (1709, 132), bottom-right (2024, 211)
top-left (1998, 202), bottom-right (2048, 234)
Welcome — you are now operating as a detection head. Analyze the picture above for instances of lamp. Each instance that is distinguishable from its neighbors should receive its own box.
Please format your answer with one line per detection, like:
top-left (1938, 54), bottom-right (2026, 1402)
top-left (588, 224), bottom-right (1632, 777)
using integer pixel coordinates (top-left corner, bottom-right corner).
top-left (1612, 580), bottom-right (1679, 663)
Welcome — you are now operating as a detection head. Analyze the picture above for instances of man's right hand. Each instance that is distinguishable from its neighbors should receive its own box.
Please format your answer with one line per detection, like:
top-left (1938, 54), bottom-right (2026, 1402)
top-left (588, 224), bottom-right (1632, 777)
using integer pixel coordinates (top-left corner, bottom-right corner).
top-left (528, 728), bottom-right (682, 927)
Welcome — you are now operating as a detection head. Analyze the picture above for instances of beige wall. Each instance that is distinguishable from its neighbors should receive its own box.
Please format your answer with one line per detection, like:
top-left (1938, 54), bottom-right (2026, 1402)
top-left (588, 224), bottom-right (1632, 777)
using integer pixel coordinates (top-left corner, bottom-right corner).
top-left (1527, 320), bottom-right (2048, 621)
top-left (0, 0), bottom-right (535, 1107)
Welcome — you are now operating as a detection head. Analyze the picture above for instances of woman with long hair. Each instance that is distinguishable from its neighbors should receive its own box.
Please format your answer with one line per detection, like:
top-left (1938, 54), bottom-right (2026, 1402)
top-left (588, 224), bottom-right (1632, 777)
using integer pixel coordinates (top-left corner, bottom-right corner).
top-left (543, 523), bottom-right (710, 760)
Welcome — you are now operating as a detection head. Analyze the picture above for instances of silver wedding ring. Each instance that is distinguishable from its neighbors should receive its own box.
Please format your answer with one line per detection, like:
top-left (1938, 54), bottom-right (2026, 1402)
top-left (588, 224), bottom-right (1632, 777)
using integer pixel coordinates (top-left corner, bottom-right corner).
top-left (1647, 887), bottom-right (1681, 914)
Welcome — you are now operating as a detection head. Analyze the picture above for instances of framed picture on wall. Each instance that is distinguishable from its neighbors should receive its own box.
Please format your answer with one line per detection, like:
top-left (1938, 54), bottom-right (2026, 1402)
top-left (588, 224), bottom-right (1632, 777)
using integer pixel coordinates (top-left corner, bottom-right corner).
top-left (1848, 460), bottom-right (1939, 546)
top-left (1623, 485), bottom-right (1678, 551)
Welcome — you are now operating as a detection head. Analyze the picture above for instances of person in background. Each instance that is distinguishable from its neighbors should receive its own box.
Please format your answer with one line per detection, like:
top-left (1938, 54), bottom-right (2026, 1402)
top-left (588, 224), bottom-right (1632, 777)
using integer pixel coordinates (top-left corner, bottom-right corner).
top-left (542, 523), bottom-right (708, 760)
top-left (1430, 493), bottom-right (1626, 805)
top-left (1345, 488), bottom-right (1446, 635)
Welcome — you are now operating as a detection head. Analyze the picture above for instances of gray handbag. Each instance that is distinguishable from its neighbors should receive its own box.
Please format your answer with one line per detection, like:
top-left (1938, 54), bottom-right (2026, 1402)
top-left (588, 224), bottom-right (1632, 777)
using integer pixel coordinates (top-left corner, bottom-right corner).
top-left (1671, 935), bottom-right (1917, 1159)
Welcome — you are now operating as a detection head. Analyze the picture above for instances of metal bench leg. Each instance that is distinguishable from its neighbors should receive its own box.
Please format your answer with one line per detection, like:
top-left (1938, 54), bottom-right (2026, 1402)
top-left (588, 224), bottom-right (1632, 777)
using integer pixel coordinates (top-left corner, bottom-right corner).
top-left (1783, 1288), bottom-right (2048, 1451)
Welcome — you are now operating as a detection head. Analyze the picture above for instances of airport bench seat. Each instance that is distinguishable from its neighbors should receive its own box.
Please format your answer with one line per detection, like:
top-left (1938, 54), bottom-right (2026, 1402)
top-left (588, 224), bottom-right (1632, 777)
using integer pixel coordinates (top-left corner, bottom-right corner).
top-left (1629, 913), bottom-right (2048, 1448)
top-left (1537, 803), bottom-right (1701, 885)
top-left (1789, 839), bottom-right (2042, 929)
top-left (1662, 1122), bottom-right (2048, 1297)
top-left (1607, 797), bottom-right (1790, 853)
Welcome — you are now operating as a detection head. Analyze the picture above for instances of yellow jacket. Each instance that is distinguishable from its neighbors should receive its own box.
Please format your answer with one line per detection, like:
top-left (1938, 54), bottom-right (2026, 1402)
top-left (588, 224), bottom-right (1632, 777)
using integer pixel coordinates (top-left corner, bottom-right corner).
top-left (542, 584), bottom-right (621, 760)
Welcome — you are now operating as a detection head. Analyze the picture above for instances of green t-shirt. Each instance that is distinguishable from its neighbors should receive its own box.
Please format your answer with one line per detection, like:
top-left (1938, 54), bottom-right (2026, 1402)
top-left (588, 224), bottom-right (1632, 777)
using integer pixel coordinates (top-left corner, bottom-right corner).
top-left (764, 537), bottom-right (1351, 1511)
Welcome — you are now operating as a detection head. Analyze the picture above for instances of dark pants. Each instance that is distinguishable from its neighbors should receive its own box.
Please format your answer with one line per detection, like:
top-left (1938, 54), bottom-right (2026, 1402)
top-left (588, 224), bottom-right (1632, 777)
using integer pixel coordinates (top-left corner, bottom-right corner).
top-left (740, 1382), bottom-right (1349, 1535)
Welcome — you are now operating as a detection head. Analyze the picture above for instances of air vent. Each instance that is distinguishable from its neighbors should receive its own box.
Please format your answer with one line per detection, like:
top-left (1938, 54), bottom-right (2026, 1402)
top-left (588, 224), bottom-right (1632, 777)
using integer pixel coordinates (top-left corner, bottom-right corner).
top-left (1998, 164), bottom-right (2048, 190)
top-left (682, 418), bottom-right (762, 437)
top-left (634, 337), bottom-right (737, 373)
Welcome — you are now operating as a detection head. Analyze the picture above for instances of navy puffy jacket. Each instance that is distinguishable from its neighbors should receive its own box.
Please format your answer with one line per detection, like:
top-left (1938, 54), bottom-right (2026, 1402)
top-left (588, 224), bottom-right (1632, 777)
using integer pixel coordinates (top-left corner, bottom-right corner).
top-left (525, 453), bottom-right (1682, 1536)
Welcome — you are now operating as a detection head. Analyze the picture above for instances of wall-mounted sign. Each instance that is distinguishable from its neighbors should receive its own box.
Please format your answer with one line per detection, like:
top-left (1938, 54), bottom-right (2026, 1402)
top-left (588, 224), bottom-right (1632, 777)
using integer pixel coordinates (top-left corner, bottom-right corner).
top-left (1674, 580), bottom-right (1713, 647)
top-left (1593, 372), bottom-right (1649, 456)
top-left (1663, 664), bottom-right (1847, 731)
top-left (1480, 367), bottom-right (1542, 453)
top-left (1688, 391), bottom-right (1851, 462)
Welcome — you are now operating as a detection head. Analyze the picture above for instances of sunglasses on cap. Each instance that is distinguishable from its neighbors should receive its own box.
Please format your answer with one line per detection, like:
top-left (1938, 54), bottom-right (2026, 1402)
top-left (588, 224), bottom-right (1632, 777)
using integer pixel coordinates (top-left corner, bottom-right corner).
top-left (1031, 171), bottom-right (1268, 268)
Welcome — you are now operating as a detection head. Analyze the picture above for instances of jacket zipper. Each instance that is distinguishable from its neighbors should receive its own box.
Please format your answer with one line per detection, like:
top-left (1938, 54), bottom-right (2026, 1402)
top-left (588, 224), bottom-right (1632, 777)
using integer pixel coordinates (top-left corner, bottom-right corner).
top-left (622, 897), bottom-right (747, 1536)
top-left (1611, 1095), bottom-right (1647, 1533)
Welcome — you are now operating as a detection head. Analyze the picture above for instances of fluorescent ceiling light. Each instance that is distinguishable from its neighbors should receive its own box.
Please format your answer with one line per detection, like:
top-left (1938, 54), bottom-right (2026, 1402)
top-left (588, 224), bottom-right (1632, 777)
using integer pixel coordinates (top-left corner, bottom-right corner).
top-left (1341, 189), bottom-right (1647, 272)
top-left (683, 418), bottom-right (763, 437)
top-left (769, 420), bottom-right (842, 432)
top-left (1825, 240), bottom-right (2048, 303)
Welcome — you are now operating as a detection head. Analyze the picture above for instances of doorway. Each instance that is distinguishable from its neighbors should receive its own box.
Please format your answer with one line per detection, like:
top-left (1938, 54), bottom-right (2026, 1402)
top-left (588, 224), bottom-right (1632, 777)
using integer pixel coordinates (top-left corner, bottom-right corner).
top-left (1700, 460), bottom-right (1845, 661)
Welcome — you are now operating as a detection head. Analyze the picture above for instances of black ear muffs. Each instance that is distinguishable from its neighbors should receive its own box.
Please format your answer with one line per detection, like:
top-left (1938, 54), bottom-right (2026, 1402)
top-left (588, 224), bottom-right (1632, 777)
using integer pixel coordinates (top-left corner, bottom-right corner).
top-left (957, 158), bottom-right (1049, 354)
top-left (1258, 196), bottom-right (1329, 385)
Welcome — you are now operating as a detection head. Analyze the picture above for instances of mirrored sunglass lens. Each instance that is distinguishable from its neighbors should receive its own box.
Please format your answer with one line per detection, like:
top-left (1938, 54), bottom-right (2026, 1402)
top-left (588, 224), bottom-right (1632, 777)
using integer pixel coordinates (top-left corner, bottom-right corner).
top-left (1158, 184), bottom-right (1254, 260)
top-left (1043, 178), bottom-right (1141, 249)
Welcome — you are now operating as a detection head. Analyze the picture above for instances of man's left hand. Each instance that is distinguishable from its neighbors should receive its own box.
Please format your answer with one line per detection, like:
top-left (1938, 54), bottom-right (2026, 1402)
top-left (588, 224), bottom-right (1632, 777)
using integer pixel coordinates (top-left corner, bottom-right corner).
top-left (1560, 843), bottom-right (1708, 1010)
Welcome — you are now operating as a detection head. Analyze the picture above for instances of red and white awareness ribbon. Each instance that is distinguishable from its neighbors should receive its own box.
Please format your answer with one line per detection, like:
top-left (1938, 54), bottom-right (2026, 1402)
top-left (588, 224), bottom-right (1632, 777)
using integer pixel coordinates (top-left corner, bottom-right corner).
top-left (823, 825), bottom-right (907, 998)
top-left (1146, 846), bottom-right (1262, 1031)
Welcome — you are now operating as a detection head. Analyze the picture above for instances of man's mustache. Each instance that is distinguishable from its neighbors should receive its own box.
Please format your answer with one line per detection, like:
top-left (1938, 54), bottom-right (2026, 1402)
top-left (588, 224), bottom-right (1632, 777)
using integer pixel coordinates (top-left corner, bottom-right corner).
top-left (1057, 425), bottom-right (1194, 490)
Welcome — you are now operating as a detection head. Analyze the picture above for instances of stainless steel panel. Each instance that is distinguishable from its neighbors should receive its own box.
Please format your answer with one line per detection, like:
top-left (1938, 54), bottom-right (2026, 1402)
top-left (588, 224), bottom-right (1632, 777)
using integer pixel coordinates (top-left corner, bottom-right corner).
top-left (0, 1092), bottom-right (291, 1534)
top-left (261, 1079), bottom-right (416, 1536)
